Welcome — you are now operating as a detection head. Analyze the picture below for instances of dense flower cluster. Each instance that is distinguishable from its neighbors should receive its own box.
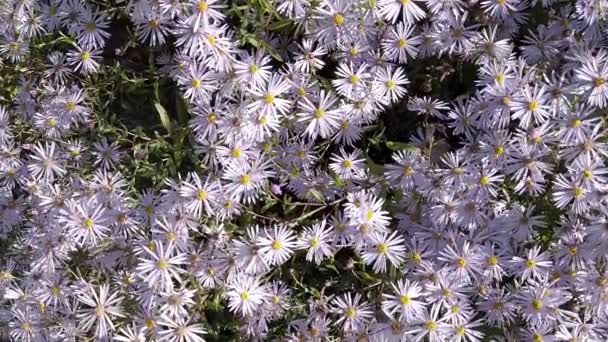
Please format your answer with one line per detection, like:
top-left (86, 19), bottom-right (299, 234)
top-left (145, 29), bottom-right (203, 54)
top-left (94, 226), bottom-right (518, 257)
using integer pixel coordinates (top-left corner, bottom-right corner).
top-left (2, 0), bottom-right (608, 340)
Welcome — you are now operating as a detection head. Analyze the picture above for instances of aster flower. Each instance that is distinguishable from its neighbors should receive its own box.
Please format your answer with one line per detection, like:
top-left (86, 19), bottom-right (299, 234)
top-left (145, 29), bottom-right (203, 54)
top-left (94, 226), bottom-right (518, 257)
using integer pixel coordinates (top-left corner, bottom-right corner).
top-left (378, 0), bottom-right (426, 24)
top-left (72, 9), bottom-right (111, 49)
top-left (158, 316), bottom-right (206, 342)
top-left (297, 90), bottom-right (342, 139)
top-left (77, 284), bottom-right (125, 338)
top-left (361, 231), bottom-right (406, 273)
top-left (382, 279), bottom-right (425, 322)
top-left (297, 220), bottom-right (335, 264)
top-left (576, 50), bottom-right (608, 108)
top-left (225, 276), bottom-right (268, 317)
top-left (331, 292), bottom-right (373, 333)
top-left (60, 197), bottom-right (111, 247)
top-left (257, 225), bottom-right (297, 266)
top-left (27, 141), bottom-right (66, 181)
top-left (136, 241), bottom-right (188, 292)
top-left (179, 173), bottom-right (220, 217)
top-left (382, 22), bottom-right (421, 63)
top-left (67, 45), bottom-right (102, 74)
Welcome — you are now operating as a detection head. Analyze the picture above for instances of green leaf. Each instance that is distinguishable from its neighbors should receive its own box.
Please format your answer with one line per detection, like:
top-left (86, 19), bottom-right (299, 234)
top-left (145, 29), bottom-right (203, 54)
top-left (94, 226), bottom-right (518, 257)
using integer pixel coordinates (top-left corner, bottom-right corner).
top-left (175, 91), bottom-right (190, 125)
top-left (154, 102), bottom-right (172, 134)
top-left (366, 157), bottom-right (384, 176)
top-left (307, 189), bottom-right (326, 204)
top-left (260, 40), bottom-right (283, 62)
top-left (386, 141), bottom-right (417, 152)
top-left (267, 19), bottom-right (292, 32)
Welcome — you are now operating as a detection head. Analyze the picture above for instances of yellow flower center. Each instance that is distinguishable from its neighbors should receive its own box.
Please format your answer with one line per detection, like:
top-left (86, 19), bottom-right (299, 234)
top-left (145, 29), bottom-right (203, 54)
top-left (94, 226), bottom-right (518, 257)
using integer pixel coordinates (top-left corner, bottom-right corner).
top-left (166, 231), bottom-right (176, 242)
top-left (531, 299), bottom-right (543, 311)
top-left (66, 101), bottom-right (76, 112)
top-left (595, 78), bottom-right (606, 87)
top-left (457, 258), bottom-right (467, 268)
top-left (528, 101), bottom-right (539, 111)
top-left (495, 73), bottom-right (505, 84)
top-left (583, 170), bottom-right (593, 180)
top-left (488, 255), bottom-right (498, 266)
top-left (345, 307), bottom-right (356, 318)
top-left (574, 187), bottom-right (584, 198)
top-left (81, 51), bottom-right (90, 61)
top-left (191, 79), bottom-right (202, 89)
top-left (399, 295), bottom-right (411, 305)
top-left (47, 118), bottom-right (57, 128)
top-left (479, 175), bottom-right (490, 186)
top-left (333, 13), bottom-right (345, 27)
top-left (526, 259), bottom-right (536, 269)
top-left (145, 319), bottom-right (156, 329)
top-left (568, 246), bottom-right (578, 256)
top-left (398, 38), bottom-right (407, 49)
top-left (366, 209), bottom-right (374, 222)
top-left (85, 22), bottom-right (96, 33)
top-left (197, 189), bottom-right (207, 201)
top-left (240, 174), bottom-right (251, 185)
top-left (83, 218), bottom-right (94, 230)
top-left (198, 1), bottom-right (208, 12)
top-left (240, 292), bottom-right (250, 301)
top-left (495, 146), bottom-right (504, 156)
top-left (403, 166), bottom-right (413, 175)
top-left (310, 238), bottom-right (319, 247)
top-left (314, 109), bottom-right (325, 119)
top-left (207, 112), bottom-right (218, 123)
top-left (386, 79), bottom-right (395, 89)
top-left (377, 243), bottom-right (388, 254)
top-left (158, 259), bottom-right (168, 270)
top-left (349, 75), bottom-right (360, 84)
top-left (263, 94), bottom-right (275, 104)
top-left (342, 160), bottom-right (353, 168)
top-left (412, 252), bottom-right (422, 264)
top-left (231, 148), bottom-right (242, 158)
top-left (570, 118), bottom-right (581, 128)
top-left (426, 320), bottom-right (437, 331)
top-left (272, 241), bottom-right (282, 250)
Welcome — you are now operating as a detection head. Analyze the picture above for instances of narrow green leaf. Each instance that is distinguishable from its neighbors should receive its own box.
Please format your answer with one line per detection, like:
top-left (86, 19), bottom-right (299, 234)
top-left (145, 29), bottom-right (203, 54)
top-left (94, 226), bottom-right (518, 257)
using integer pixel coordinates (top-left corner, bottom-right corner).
top-left (260, 40), bottom-right (283, 62)
top-left (386, 141), bottom-right (416, 151)
top-left (267, 19), bottom-right (292, 32)
top-left (154, 102), bottom-right (172, 134)
top-left (365, 157), bottom-right (384, 176)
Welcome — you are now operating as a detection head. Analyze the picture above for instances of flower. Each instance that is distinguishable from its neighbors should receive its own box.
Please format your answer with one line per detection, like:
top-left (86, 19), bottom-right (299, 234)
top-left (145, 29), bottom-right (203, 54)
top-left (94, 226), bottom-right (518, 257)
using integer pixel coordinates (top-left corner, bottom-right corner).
top-left (257, 225), bottom-right (297, 266)
top-left (136, 241), bottom-right (188, 292)
top-left (382, 279), bottom-right (425, 322)
top-left (77, 284), bottom-right (125, 338)
top-left (361, 231), bottom-right (406, 273)
top-left (331, 292), bottom-right (373, 333)
top-left (225, 276), bottom-right (268, 317)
